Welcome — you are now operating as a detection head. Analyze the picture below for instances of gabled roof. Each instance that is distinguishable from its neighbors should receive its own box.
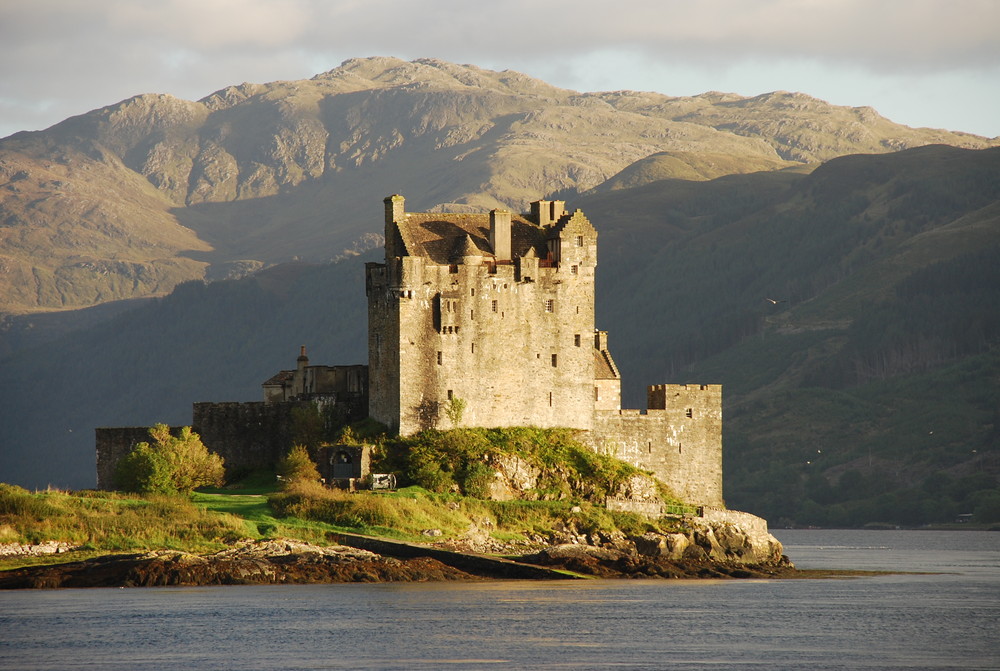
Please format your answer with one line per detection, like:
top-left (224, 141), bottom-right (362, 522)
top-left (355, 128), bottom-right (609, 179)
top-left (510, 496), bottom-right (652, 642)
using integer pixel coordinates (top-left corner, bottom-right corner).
top-left (395, 213), bottom-right (549, 264)
top-left (262, 370), bottom-right (294, 386)
top-left (594, 350), bottom-right (620, 380)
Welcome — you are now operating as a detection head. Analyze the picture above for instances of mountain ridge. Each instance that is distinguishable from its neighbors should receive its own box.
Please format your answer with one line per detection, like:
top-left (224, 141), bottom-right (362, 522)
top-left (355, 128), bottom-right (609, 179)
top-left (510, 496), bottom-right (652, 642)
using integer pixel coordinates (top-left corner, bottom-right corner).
top-left (3, 57), bottom-right (997, 317)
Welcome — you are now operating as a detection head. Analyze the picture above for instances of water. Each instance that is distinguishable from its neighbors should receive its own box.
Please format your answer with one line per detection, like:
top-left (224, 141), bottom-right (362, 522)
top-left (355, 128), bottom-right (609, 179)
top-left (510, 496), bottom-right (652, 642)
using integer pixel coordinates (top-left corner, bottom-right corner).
top-left (1, 530), bottom-right (997, 670)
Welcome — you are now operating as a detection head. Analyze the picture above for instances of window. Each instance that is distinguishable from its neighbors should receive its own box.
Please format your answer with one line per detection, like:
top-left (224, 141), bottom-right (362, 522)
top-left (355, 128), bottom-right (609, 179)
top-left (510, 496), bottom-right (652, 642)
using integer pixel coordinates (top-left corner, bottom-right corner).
top-left (574, 334), bottom-right (581, 347)
top-left (576, 235), bottom-right (584, 246)
top-left (548, 392), bottom-right (553, 407)
top-left (571, 265), bottom-right (578, 275)
top-left (492, 300), bottom-right (498, 313)
top-left (437, 351), bottom-right (443, 365)
top-left (686, 408), bottom-right (693, 418)
top-left (471, 343), bottom-right (476, 354)
top-left (471, 288), bottom-right (475, 296)
top-left (470, 309), bottom-right (474, 320)
top-left (447, 389), bottom-right (453, 401)
top-left (551, 354), bottom-right (557, 367)
top-left (545, 299), bottom-right (554, 313)
top-left (594, 386), bottom-right (599, 401)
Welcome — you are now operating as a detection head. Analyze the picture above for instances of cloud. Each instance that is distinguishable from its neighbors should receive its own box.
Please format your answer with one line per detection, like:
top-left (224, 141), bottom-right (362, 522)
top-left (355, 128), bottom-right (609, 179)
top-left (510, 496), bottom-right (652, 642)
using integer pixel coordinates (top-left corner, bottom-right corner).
top-left (1, 0), bottom-right (998, 138)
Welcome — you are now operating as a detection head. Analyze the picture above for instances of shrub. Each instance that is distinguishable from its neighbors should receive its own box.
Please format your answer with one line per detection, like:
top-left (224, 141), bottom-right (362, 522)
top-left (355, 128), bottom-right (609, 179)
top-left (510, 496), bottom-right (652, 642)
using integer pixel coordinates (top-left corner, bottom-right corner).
top-left (114, 424), bottom-right (224, 494)
top-left (276, 444), bottom-right (321, 487)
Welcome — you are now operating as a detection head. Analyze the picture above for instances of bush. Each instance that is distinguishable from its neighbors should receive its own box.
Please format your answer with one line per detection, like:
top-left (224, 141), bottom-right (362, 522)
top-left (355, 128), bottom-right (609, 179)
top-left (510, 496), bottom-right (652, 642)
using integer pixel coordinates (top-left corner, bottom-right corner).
top-left (114, 424), bottom-right (225, 494)
top-left (276, 444), bottom-right (321, 487)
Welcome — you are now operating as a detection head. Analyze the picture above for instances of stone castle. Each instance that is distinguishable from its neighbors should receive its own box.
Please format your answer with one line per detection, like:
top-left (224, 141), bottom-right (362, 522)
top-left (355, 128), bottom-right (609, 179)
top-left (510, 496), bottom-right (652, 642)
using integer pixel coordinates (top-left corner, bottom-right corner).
top-left (98, 196), bottom-right (722, 507)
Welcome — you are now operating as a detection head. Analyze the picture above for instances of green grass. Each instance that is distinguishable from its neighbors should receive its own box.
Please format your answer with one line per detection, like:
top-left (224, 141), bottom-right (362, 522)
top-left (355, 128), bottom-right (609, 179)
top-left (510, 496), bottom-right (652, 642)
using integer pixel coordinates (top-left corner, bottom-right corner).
top-left (0, 484), bottom-right (256, 570)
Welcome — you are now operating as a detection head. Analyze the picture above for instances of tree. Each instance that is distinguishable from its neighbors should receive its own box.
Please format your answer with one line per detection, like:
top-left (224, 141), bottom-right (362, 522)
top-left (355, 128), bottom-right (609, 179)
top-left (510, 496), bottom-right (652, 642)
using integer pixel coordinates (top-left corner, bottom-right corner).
top-left (276, 444), bottom-right (321, 487)
top-left (114, 424), bottom-right (225, 494)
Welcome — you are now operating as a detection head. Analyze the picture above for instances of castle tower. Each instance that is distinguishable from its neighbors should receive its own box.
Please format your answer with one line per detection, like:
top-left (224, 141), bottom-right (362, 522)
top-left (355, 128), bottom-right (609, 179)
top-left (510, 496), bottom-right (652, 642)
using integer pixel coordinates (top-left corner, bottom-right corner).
top-left (367, 196), bottom-right (600, 435)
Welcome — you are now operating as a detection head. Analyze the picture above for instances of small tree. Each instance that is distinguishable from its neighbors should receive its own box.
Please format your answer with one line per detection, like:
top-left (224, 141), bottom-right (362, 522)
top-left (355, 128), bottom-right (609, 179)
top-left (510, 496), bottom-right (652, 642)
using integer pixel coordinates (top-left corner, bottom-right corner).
top-left (115, 424), bottom-right (225, 494)
top-left (276, 444), bottom-right (321, 488)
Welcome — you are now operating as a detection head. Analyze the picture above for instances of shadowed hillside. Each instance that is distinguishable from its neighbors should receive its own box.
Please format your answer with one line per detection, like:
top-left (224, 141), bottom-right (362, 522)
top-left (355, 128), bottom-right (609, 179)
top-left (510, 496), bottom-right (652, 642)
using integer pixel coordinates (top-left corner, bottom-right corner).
top-left (2, 146), bottom-right (998, 527)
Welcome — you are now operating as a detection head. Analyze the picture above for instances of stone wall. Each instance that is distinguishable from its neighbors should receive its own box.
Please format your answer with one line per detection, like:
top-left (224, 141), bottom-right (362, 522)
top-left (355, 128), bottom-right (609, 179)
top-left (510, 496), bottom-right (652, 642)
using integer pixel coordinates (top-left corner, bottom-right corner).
top-left (369, 198), bottom-right (600, 435)
top-left (95, 426), bottom-right (164, 490)
top-left (191, 401), bottom-right (304, 476)
top-left (588, 384), bottom-right (723, 507)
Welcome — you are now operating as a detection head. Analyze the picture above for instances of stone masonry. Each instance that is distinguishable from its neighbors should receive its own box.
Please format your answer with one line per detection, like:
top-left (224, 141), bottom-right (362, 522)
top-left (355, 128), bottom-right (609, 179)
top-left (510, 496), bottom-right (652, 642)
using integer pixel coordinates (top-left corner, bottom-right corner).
top-left (97, 195), bottom-right (723, 507)
top-left (366, 195), bottom-right (723, 506)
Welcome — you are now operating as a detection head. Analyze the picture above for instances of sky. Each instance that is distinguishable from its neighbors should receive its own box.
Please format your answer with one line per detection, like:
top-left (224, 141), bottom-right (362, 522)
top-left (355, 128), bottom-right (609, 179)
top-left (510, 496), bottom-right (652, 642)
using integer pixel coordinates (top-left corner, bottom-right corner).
top-left (1, 0), bottom-right (998, 140)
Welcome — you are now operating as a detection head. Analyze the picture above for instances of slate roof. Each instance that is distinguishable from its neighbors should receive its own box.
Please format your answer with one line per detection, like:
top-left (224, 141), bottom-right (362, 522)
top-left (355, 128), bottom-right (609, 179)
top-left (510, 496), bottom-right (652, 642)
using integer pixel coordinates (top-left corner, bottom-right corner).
top-left (262, 370), bottom-right (294, 386)
top-left (594, 350), bottom-right (619, 380)
top-left (395, 213), bottom-right (549, 264)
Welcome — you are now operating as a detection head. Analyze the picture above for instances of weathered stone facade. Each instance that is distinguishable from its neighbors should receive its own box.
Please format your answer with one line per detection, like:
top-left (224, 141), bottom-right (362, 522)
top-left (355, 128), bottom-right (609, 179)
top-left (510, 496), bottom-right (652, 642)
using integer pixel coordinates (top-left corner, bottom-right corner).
top-left (367, 197), bottom-right (604, 435)
top-left (97, 194), bottom-right (723, 507)
top-left (366, 195), bottom-right (723, 506)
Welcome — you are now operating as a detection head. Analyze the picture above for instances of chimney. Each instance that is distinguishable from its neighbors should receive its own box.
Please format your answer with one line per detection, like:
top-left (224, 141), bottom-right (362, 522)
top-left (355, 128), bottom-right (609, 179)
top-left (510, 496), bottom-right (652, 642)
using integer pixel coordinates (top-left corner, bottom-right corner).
top-left (531, 200), bottom-right (550, 226)
top-left (489, 209), bottom-right (512, 262)
top-left (383, 194), bottom-right (405, 261)
top-left (384, 194), bottom-right (405, 225)
top-left (297, 345), bottom-right (309, 371)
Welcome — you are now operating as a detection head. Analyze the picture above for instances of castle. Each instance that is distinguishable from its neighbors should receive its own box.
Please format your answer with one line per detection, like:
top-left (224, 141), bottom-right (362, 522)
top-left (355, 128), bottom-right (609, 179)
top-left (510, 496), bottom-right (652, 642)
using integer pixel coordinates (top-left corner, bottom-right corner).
top-left (97, 196), bottom-right (722, 507)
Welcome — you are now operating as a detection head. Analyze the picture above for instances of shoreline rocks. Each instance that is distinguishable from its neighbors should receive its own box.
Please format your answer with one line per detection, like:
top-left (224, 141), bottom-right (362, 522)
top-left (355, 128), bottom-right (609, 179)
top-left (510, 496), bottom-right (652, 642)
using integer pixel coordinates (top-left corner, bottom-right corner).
top-left (0, 539), bottom-right (483, 589)
top-left (0, 514), bottom-right (802, 588)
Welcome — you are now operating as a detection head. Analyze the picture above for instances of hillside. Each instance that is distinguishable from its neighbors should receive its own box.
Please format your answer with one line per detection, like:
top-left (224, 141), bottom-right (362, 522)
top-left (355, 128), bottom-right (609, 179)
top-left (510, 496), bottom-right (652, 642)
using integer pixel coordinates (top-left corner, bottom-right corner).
top-left (1, 144), bottom-right (997, 528)
top-left (581, 144), bottom-right (1000, 525)
top-left (3, 57), bottom-right (996, 320)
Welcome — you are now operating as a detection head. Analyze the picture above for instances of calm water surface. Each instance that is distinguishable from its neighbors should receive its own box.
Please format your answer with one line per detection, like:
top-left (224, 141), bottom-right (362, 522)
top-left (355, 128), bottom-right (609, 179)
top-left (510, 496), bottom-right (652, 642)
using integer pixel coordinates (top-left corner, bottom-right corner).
top-left (1, 529), bottom-right (997, 670)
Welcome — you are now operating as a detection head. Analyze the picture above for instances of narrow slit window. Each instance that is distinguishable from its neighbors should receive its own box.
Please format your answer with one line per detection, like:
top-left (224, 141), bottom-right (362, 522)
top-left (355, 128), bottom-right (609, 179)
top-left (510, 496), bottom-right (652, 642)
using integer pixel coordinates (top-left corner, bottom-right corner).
top-left (551, 354), bottom-right (557, 367)
top-left (437, 351), bottom-right (443, 365)
top-left (575, 334), bottom-right (581, 347)
top-left (548, 392), bottom-right (553, 407)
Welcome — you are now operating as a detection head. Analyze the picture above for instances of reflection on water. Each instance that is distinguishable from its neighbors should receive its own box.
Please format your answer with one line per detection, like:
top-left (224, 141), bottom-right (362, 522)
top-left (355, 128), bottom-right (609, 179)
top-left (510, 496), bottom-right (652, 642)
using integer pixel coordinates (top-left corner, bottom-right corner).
top-left (1, 530), bottom-right (998, 671)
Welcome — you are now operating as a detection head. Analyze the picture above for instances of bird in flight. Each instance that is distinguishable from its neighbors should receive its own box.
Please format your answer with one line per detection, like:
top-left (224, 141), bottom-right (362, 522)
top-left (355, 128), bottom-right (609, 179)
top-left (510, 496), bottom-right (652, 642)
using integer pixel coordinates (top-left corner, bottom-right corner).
top-left (764, 298), bottom-right (786, 305)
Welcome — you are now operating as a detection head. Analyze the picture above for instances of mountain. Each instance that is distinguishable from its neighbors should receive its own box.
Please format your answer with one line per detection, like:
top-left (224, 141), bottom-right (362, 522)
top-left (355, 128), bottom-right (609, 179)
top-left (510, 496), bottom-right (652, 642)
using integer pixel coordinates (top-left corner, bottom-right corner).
top-left (579, 144), bottom-right (1000, 526)
top-left (2, 58), bottom-right (998, 525)
top-left (2, 57), bottom-right (996, 322)
top-left (1, 144), bottom-right (997, 529)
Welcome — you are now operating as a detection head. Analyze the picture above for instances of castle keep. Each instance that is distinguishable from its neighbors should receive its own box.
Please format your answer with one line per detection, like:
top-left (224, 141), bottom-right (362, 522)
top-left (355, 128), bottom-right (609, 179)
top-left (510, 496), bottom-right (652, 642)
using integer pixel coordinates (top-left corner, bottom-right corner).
top-left (97, 196), bottom-right (722, 506)
top-left (365, 195), bottom-right (722, 506)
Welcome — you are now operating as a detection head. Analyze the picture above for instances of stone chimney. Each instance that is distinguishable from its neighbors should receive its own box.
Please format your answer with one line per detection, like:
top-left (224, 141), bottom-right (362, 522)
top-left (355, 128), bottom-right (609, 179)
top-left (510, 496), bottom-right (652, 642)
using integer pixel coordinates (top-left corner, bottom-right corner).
top-left (489, 209), bottom-right (511, 261)
top-left (531, 200), bottom-right (567, 227)
top-left (384, 194), bottom-right (405, 261)
top-left (384, 194), bottom-right (405, 225)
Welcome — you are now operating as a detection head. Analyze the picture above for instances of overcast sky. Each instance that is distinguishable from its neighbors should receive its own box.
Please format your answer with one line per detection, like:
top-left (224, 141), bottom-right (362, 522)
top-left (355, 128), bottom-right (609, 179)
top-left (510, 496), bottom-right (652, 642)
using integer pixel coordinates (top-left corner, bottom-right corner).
top-left (2, 0), bottom-right (998, 140)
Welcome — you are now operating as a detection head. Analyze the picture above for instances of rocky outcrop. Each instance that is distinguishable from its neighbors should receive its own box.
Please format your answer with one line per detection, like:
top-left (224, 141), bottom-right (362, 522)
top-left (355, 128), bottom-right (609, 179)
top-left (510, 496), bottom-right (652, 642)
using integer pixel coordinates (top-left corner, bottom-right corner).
top-left (0, 539), bottom-right (482, 589)
top-left (0, 541), bottom-right (81, 557)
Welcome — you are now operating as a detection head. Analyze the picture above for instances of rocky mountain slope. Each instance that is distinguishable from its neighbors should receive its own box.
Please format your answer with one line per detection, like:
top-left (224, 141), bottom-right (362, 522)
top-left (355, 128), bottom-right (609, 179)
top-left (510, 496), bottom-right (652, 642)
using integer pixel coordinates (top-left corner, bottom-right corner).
top-left (2, 56), bottom-right (996, 318)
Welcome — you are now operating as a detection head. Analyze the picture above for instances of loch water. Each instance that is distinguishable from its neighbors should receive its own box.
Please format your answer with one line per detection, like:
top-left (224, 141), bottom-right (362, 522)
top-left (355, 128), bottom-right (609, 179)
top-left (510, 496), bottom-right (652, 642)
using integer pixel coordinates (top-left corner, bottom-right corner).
top-left (1, 529), bottom-right (998, 671)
